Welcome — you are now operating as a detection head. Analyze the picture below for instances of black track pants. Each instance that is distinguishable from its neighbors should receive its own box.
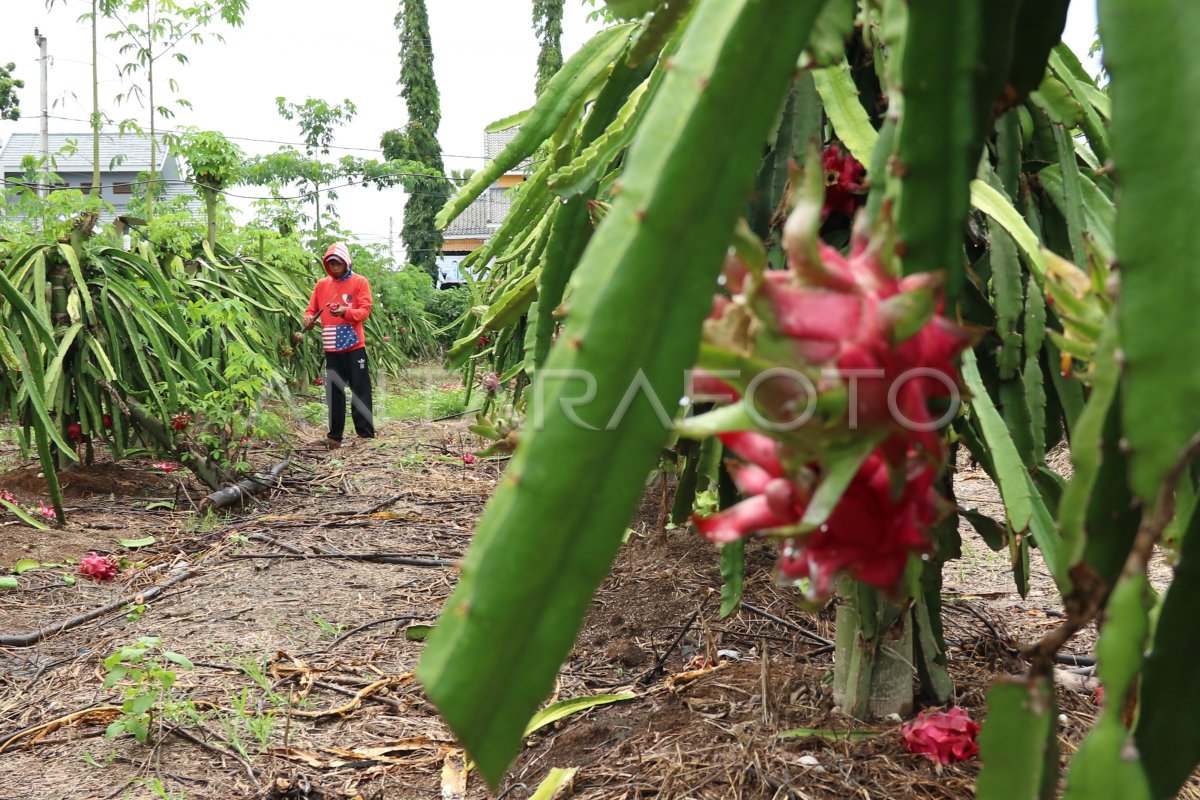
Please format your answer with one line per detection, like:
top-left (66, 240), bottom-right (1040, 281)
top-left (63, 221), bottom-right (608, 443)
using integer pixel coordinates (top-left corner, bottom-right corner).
top-left (325, 346), bottom-right (374, 440)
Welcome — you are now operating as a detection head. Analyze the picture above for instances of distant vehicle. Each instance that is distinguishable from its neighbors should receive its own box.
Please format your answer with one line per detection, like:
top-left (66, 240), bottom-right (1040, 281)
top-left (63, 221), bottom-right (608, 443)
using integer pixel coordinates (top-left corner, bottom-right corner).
top-left (436, 254), bottom-right (470, 289)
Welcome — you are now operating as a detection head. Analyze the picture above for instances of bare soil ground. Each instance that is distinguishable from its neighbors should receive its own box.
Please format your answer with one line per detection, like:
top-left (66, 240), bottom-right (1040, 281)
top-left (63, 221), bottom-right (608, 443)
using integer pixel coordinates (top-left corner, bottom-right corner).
top-left (0, 409), bottom-right (1186, 799)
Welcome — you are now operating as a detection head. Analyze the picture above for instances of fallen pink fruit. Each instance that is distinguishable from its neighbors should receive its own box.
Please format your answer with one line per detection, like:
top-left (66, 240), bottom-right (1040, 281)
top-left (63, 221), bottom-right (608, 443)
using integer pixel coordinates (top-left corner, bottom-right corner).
top-left (80, 552), bottom-right (118, 581)
top-left (153, 462), bottom-right (181, 473)
top-left (461, 454), bottom-right (477, 465)
top-left (901, 707), bottom-right (979, 764)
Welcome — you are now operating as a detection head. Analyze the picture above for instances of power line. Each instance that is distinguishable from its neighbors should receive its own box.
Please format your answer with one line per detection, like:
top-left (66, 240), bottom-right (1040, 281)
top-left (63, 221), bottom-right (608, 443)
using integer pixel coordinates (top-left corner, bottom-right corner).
top-left (33, 113), bottom-right (494, 160)
top-left (0, 173), bottom-right (472, 201)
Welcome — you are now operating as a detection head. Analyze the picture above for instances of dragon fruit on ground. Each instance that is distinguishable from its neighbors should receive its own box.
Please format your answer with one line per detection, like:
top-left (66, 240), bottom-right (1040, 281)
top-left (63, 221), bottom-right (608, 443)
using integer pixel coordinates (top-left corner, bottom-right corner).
top-left (80, 552), bottom-right (118, 581)
top-left (901, 707), bottom-right (980, 764)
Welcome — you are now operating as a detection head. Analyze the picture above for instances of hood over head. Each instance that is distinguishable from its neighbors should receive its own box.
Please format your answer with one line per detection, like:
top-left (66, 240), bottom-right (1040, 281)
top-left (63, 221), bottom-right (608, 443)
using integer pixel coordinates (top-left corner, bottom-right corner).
top-left (323, 242), bottom-right (353, 278)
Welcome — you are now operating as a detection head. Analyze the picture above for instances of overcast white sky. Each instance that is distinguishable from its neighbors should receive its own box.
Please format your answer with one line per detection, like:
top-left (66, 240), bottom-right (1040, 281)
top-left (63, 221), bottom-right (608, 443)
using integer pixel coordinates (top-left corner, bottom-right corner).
top-left (0, 0), bottom-right (1099, 261)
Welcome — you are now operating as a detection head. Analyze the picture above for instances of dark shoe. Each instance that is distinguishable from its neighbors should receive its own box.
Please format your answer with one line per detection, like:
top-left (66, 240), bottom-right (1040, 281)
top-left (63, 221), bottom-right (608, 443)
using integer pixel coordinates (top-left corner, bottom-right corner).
top-left (325, 437), bottom-right (342, 450)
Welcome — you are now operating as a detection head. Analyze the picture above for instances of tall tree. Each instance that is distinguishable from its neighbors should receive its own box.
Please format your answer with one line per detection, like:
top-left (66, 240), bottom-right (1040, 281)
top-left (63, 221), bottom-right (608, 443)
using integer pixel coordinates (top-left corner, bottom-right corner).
top-left (381, 0), bottom-right (447, 276)
top-left (244, 96), bottom-right (356, 234)
top-left (0, 62), bottom-right (22, 122)
top-left (532, 0), bottom-right (564, 96)
top-left (102, 0), bottom-right (247, 219)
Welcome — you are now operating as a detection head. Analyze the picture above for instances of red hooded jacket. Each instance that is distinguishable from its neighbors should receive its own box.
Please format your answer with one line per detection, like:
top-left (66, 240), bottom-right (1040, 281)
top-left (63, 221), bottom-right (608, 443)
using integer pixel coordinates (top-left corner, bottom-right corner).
top-left (305, 242), bottom-right (373, 352)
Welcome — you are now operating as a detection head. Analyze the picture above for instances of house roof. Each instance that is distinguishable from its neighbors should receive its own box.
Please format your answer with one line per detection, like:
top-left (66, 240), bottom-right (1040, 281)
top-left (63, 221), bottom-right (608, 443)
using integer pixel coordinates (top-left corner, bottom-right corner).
top-left (485, 125), bottom-right (530, 172)
top-left (444, 194), bottom-right (491, 239)
top-left (0, 132), bottom-right (171, 174)
top-left (485, 127), bottom-right (520, 160)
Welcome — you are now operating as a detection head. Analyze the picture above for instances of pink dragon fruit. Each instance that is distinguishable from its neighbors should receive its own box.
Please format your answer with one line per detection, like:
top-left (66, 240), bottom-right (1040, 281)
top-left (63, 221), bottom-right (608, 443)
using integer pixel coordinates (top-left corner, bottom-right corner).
top-left (901, 707), bottom-right (980, 764)
top-left (693, 433), bottom-right (938, 596)
top-left (80, 552), bottom-right (118, 581)
top-left (687, 184), bottom-right (974, 597)
top-left (821, 142), bottom-right (867, 219)
top-left (699, 213), bottom-right (976, 459)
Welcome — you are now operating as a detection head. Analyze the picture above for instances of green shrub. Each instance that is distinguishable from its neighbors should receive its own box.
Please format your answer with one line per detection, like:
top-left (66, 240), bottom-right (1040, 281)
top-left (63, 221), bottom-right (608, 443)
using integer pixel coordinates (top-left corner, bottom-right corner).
top-left (425, 285), bottom-right (473, 349)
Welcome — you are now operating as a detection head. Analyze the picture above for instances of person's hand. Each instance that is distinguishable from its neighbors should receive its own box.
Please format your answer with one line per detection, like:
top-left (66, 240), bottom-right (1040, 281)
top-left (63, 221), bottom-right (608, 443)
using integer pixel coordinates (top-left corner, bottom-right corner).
top-left (328, 304), bottom-right (347, 317)
top-left (303, 313), bottom-right (315, 328)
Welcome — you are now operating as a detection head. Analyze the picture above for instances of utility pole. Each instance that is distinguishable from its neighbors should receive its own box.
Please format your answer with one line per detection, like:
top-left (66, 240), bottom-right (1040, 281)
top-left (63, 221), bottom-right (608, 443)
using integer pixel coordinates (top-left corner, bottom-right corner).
top-left (35, 27), bottom-right (49, 198)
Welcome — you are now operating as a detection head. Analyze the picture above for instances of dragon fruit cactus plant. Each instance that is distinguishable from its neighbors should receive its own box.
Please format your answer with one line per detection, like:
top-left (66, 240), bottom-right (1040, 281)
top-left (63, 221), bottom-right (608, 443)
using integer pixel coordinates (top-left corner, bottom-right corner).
top-left (683, 170), bottom-right (977, 600)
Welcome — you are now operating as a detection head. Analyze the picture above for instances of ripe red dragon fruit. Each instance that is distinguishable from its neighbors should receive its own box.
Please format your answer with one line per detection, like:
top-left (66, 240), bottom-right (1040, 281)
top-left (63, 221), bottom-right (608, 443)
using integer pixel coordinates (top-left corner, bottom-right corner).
top-left (67, 422), bottom-right (84, 444)
top-left (315, 377), bottom-right (325, 387)
top-left (775, 452), bottom-right (938, 596)
top-left (170, 413), bottom-right (191, 431)
top-left (693, 434), bottom-right (937, 597)
top-left (102, 414), bottom-right (113, 430)
top-left (462, 453), bottom-right (477, 465)
top-left (79, 552), bottom-right (118, 582)
top-left (699, 212), bottom-right (976, 461)
top-left (821, 142), bottom-right (866, 219)
top-left (686, 191), bottom-right (974, 598)
top-left (901, 707), bottom-right (980, 764)
top-left (481, 372), bottom-right (501, 394)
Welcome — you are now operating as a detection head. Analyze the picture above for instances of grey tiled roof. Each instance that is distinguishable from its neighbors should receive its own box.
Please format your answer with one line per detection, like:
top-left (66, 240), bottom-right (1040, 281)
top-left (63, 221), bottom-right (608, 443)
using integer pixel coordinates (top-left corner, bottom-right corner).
top-left (484, 125), bottom-right (531, 172)
top-left (485, 126), bottom-right (521, 160)
top-left (442, 125), bottom-right (528, 243)
top-left (0, 132), bottom-right (170, 174)
top-left (444, 195), bottom-right (491, 238)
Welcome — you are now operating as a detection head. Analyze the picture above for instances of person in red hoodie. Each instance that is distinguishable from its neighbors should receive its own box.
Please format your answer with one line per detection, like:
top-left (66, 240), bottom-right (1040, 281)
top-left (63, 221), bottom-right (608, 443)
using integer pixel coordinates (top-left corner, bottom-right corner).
top-left (304, 242), bottom-right (374, 448)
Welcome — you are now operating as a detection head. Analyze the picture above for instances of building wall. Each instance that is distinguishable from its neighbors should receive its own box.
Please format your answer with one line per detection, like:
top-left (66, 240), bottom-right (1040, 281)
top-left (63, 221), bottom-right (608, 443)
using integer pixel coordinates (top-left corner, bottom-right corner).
top-left (4, 156), bottom-right (192, 219)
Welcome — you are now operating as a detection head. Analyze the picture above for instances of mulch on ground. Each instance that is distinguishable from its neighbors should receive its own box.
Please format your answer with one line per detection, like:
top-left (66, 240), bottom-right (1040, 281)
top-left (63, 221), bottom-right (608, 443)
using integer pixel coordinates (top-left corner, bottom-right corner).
top-left (0, 413), bottom-right (1182, 799)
